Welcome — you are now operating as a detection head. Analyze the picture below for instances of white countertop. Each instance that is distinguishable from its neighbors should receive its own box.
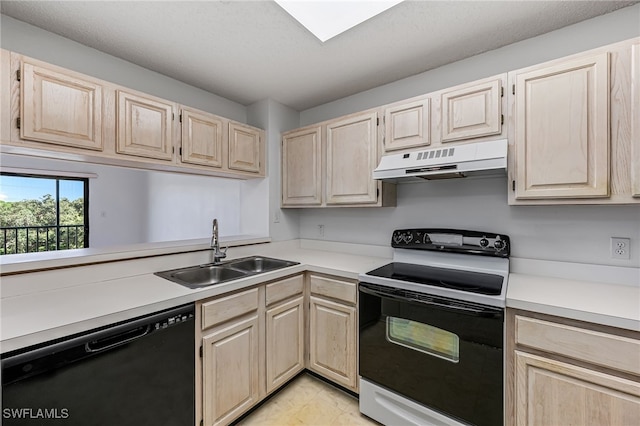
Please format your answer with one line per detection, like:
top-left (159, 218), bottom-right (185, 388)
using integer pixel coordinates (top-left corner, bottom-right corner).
top-left (1, 239), bottom-right (638, 353)
top-left (507, 273), bottom-right (640, 331)
top-left (0, 239), bottom-right (392, 353)
top-left (506, 257), bottom-right (639, 331)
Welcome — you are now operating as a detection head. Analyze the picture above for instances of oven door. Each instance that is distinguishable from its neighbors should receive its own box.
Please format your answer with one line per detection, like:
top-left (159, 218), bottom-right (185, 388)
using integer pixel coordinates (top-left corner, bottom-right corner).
top-left (359, 282), bottom-right (504, 426)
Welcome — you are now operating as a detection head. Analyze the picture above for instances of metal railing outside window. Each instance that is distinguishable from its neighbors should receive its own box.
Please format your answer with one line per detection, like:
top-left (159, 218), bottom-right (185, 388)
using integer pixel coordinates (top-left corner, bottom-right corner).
top-left (0, 173), bottom-right (89, 255)
top-left (1, 224), bottom-right (87, 254)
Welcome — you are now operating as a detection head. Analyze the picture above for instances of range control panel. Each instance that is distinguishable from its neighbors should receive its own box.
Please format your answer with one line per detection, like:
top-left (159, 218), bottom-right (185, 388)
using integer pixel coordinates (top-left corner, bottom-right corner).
top-left (391, 228), bottom-right (510, 258)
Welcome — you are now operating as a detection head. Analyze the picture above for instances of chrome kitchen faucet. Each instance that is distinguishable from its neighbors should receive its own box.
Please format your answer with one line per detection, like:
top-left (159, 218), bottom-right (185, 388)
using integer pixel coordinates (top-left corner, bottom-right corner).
top-left (210, 218), bottom-right (227, 263)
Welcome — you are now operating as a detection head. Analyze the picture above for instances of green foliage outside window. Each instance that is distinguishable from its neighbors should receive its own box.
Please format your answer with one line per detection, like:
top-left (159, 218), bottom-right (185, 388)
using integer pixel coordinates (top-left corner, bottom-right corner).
top-left (0, 194), bottom-right (87, 255)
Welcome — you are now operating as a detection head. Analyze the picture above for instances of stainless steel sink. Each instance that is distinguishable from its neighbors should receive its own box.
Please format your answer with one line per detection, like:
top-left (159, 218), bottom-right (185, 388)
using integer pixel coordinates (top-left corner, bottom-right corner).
top-left (168, 265), bottom-right (247, 288)
top-left (155, 256), bottom-right (299, 289)
top-left (227, 256), bottom-right (297, 274)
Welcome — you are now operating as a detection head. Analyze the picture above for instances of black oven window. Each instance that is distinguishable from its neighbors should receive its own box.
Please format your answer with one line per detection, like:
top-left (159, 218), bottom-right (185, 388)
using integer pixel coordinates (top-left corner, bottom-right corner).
top-left (386, 317), bottom-right (460, 363)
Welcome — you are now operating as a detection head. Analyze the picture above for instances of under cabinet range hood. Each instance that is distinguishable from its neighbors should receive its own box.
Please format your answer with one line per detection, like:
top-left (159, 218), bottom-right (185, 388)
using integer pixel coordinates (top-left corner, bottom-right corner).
top-left (373, 139), bottom-right (508, 182)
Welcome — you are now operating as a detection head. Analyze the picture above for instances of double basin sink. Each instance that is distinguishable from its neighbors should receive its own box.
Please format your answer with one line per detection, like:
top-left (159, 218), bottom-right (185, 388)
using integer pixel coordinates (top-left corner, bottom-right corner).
top-left (155, 256), bottom-right (299, 289)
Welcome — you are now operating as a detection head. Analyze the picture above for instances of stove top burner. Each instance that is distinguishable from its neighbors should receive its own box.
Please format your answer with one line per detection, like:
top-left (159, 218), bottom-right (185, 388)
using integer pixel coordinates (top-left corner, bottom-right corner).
top-left (366, 262), bottom-right (504, 296)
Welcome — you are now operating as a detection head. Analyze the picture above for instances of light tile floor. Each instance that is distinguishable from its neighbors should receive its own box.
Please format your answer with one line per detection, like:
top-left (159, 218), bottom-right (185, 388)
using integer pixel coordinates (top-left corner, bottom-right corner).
top-left (236, 374), bottom-right (380, 426)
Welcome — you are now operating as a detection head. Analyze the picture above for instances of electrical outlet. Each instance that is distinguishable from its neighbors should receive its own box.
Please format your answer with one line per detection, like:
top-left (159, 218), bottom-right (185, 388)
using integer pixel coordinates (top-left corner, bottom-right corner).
top-left (610, 237), bottom-right (630, 260)
top-left (318, 224), bottom-right (325, 238)
top-left (273, 211), bottom-right (280, 223)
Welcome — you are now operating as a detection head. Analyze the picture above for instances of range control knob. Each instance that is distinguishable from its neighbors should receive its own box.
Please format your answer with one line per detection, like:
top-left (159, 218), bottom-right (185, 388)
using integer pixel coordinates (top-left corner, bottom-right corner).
top-left (479, 238), bottom-right (489, 248)
top-left (494, 239), bottom-right (505, 250)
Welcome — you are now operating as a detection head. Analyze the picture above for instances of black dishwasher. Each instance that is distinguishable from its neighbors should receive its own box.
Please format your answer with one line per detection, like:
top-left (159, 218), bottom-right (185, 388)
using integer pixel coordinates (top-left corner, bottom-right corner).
top-left (1, 303), bottom-right (195, 425)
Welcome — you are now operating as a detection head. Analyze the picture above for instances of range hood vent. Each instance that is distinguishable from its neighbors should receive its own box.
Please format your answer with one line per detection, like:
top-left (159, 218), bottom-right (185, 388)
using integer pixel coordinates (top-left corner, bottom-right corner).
top-left (373, 139), bottom-right (507, 182)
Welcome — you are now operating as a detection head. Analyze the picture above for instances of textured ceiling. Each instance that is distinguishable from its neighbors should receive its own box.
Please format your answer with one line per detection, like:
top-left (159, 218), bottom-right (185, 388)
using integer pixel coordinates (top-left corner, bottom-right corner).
top-left (1, 1), bottom-right (637, 110)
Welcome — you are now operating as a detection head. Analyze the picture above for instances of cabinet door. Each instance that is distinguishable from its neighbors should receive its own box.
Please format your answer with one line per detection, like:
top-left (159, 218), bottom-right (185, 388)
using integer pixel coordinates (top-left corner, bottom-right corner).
top-left (515, 351), bottom-right (640, 426)
top-left (281, 126), bottom-right (322, 206)
top-left (202, 315), bottom-right (260, 426)
top-left (441, 78), bottom-right (501, 142)
top-left (181, 107), bottom-right (224, 168)
top-left (265, 296), bottom-right (304, 393)
top-left (632, 43), bottom-right (640, 198)
top-left (514, 53), bottom-right (610, 199)
top-left (20, 61), bottom-right (103, 150)
top-left (384, 98), bottom-right (430, 151)
top-left (116, 89), bottom-right (173, 161)
top-left (229, 122), bottom-right (261, 173)
top-left (326, 112), bottom-right (378, 205)
top-left (1, 50), bottom-right (11, 143)
top-left (309, 296), bottom-right (357, 390)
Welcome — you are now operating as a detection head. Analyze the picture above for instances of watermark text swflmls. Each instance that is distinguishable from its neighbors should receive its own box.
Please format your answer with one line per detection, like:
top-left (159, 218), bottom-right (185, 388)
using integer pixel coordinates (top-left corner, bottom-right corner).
top-left (2, 408), bottom-right (69, 419)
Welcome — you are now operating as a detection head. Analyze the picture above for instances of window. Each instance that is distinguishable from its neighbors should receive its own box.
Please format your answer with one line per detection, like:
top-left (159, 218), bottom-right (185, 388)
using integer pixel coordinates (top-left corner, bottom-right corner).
top-left (0, 173), bottom-right (89, 255)
top-left (386, 317), bottom-right (460, 363)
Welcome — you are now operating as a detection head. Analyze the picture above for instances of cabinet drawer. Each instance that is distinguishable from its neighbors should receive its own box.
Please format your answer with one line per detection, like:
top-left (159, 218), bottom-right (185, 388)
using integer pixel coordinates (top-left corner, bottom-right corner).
top-left (201, 287), bottom-right (259, 330)
top-left (310, 275), bottom-right (356, 304)
top-left (265, 275), bottom-right (303, 306)
top-left (515, 315), bottom-right (640, 376)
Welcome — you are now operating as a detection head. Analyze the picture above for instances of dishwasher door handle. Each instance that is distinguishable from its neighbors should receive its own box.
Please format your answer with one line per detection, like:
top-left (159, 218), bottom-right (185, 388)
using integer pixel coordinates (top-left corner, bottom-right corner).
top-left (85, 325), bottom-right (151, 353)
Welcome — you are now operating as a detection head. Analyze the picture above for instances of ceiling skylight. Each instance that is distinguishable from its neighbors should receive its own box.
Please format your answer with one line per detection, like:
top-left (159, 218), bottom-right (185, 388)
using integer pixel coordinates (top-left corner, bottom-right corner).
top-left (275, 0), bottom-right (405, 42)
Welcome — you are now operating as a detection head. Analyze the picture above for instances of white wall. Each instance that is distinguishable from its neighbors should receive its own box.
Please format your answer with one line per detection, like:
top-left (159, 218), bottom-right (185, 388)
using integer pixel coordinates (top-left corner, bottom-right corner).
top-left (1, 153), bottom-right (148, 247)
top-left (145, 172), bottom-right (241, 242)
top-left (247, 99), bottom-right (300, 241)
top-left (0, 153), bottom-right (248, 247)
top-left (0, 15), bottom-right (246, 121)
top-left (300, 4), bottom-right (640, 125)
top-left (297, 5), bottom-right (640, 267)
top-left (299, 178), bottom-right (640, 267)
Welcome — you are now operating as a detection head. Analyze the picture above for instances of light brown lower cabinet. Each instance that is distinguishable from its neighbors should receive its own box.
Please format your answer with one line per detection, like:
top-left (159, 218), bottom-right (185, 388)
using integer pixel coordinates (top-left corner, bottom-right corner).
top-left (265, 278), bottom-right (305, 393)
top-left (514, 351), bottom-right (640, 425)
top-left (308, 274), bottom-right (358, 392)
top-left (309, 296), bottom-right (357, 390)
top-left (507, 309), bottom-right (640, 426)
top-left (196, 272), bottom-right (360, 426)
top-left (197, 274), bottom-right (306, 426)
top-left (202, 315), bottom-right (260, 426)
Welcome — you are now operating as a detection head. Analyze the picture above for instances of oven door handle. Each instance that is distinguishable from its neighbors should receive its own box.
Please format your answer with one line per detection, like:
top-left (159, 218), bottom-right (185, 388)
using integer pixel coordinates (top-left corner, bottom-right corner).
top-left (359, 283), bottom-right (501, 317)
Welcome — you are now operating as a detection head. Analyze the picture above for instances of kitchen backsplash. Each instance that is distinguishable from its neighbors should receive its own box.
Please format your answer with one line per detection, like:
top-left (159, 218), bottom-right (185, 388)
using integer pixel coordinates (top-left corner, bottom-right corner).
top-left (298, 177), bottom-right (640, 267)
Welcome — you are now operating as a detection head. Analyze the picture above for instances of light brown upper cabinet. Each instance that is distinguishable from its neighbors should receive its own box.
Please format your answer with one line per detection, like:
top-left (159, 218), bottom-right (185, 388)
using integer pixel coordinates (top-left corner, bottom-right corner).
top-left (512, 52), bottom-right (610, 200)
top-left (383, 96), bottom-right (430, 151)
top-left (180, 106), bottom-right (224, 168)
top-left (508, 38), bottom-right (638, 205)
top-left (228, 122), bottom-right (262, 174)
top-left (116, 89), bottom-right (174, 161)
top-left (326, 111), bottom-right (379, 205)
top-left (3, 51), bottom-right (266, 179)
top-left (19, 60), bottom-right (104, 151)
top-left (281, 126), bottom-right (322, 206)
top-left (632, 43), bottom-right (640, 198)
top-left (1, 50), bottom-right (10, 143)
top-left (281, 111), bottom-right (395, 208)
top-left (440, 78), bottom-right (503, 143)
